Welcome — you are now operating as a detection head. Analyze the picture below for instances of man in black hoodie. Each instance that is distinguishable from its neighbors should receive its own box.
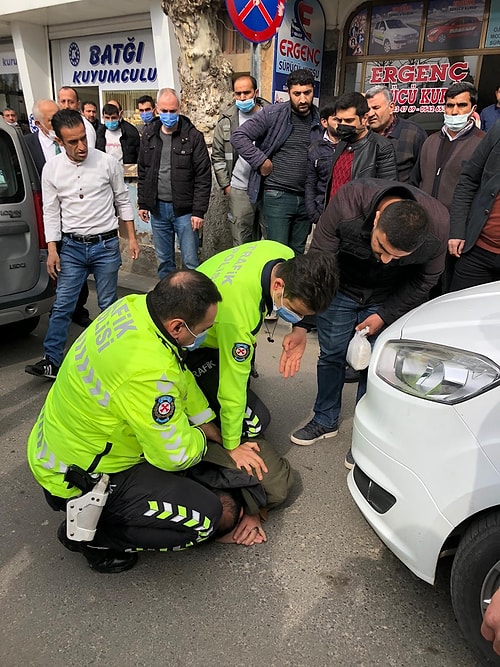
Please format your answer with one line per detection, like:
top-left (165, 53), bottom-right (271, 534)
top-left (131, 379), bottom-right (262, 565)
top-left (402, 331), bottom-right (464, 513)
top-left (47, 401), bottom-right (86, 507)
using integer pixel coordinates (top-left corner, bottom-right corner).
top-left (137, 88), bottom-right (211, 278)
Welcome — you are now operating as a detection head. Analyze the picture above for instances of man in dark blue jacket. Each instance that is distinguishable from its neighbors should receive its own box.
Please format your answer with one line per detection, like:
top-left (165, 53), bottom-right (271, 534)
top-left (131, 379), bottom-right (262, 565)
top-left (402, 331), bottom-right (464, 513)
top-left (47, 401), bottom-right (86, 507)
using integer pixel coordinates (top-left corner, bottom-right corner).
top-left (231, 69), bottom-right (323, 254)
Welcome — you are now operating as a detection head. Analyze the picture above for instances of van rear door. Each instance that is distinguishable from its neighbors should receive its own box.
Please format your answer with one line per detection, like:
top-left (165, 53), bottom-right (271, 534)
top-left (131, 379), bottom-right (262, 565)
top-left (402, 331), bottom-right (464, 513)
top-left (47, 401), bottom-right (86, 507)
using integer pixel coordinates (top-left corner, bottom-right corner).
top-left (0, 121), bottom-right (40, 297)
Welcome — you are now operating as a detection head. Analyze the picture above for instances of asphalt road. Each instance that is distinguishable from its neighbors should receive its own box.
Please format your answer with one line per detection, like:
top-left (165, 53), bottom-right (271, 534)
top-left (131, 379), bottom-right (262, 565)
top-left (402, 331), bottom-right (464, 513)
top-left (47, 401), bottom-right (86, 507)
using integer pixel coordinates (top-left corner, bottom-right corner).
top-left (0, 279), bottom-right (483, 667)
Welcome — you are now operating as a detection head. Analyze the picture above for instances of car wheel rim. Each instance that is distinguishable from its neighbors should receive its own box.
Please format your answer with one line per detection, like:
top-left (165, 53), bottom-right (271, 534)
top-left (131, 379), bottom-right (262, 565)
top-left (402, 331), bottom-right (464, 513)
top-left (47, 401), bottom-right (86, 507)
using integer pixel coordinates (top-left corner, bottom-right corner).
top-left (480, 560), bottom-right (500, 616)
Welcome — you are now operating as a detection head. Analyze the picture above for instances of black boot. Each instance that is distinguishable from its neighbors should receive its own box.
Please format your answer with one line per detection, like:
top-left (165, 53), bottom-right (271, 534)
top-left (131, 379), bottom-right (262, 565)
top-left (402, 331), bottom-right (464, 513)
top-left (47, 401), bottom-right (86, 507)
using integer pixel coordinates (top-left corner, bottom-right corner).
top-left (57, 521), bottom-right (138, 573)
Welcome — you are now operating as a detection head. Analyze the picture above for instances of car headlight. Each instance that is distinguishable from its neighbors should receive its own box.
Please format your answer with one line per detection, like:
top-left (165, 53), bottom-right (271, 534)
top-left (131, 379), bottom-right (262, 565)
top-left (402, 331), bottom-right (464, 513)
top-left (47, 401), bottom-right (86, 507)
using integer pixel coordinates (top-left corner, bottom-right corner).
top-left (376, 340), bottom-right (500, 404)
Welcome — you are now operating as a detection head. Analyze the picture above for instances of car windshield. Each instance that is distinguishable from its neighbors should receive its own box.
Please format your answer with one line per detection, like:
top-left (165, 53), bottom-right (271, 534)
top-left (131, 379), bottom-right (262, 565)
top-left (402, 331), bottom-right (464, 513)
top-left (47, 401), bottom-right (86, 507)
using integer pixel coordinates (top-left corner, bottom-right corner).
top-left (0, 130), bottom-right (25, 204)
top-left (386, 20), bottom-right (405, 28)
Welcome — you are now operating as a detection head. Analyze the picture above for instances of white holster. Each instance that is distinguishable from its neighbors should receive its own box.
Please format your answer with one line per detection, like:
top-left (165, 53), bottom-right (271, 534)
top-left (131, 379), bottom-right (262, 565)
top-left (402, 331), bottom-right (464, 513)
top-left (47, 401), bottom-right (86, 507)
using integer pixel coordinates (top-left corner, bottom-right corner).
top-left (66, 474), bottom-right (110, 542)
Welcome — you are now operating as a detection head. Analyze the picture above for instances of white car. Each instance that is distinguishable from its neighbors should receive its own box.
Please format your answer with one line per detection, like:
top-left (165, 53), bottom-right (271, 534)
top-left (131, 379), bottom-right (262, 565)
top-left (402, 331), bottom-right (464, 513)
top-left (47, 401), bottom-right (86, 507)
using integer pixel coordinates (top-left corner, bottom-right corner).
top-left (371, 19), bottom-right (419, 53)
top-left (348, 282), bottom-right (500, 665)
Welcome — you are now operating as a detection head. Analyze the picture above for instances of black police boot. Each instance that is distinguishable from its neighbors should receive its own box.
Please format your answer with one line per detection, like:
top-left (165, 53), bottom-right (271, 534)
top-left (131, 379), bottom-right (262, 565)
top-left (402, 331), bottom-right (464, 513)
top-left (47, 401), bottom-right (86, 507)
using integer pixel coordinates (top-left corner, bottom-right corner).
top-left (57, 521), bottom-right (138, 573)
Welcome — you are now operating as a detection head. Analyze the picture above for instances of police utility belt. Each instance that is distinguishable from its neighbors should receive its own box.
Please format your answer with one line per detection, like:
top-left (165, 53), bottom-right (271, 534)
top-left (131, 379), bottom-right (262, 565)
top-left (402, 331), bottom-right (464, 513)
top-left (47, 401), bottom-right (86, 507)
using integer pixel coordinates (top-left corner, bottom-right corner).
top-left (64, 465), bottom-right (110, 542)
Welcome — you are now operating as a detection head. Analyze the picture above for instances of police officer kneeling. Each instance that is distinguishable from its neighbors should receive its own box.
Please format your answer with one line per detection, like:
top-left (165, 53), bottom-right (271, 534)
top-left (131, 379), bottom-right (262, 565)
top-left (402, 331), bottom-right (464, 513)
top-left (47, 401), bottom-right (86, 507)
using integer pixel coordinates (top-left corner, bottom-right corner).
top-left (26, 270), bottom-right (244, 573)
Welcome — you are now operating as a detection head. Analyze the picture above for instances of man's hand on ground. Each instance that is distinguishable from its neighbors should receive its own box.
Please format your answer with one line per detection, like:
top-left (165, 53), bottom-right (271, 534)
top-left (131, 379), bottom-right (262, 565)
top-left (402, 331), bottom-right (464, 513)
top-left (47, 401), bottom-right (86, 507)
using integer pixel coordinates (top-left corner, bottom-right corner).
top-left (280, 326), bottom-right (307, 378)
top-left (216, 513), bottom-right (267, 546)
top-left (228, 441), bottom-right (268, 480)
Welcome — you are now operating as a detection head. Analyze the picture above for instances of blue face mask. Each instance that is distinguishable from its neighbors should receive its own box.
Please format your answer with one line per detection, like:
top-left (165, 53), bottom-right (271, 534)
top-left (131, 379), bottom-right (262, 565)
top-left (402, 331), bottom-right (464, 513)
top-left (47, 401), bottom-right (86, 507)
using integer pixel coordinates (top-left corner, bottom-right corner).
top-left (140, 111), bottom-right (154, 123)
top-left (235, 98), bottom-right (256, 113)
top-left (104, 120), bottom-right (119, 131)
top-left (159, 112), bottom-right (179, 129)
top-left (273, 287), bottom-right (303, 325)
top-left (182, 322), bottom-right (208, 351)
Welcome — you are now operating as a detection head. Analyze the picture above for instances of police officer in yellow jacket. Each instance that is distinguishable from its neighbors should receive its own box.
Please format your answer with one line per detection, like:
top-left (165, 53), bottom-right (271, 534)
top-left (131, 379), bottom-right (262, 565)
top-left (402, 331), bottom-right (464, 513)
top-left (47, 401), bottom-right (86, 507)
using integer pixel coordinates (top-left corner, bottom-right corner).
top-left (187, 241), bottom-right (338, 539)
top-left (26, 270), bottom-right (238, 573)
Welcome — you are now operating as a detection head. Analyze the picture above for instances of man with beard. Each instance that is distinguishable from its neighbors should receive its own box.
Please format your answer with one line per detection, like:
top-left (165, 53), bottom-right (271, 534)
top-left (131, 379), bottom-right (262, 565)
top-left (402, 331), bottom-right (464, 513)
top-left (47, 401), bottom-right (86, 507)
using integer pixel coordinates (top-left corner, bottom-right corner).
top-left (231, 69), bottom-right (323, 254)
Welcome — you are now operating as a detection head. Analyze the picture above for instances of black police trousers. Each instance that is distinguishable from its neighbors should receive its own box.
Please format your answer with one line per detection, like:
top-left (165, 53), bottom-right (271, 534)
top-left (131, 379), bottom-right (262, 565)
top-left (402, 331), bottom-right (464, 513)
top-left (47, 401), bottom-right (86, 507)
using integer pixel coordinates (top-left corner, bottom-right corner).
top-left (46, 462), bottom-right (222, 552)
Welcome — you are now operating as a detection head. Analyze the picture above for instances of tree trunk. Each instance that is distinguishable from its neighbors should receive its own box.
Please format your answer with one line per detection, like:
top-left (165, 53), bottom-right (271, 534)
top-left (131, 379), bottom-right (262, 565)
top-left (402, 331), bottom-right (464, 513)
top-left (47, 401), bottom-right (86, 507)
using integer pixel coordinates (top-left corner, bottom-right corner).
top-left (162, 0), bottom-right (235, 257)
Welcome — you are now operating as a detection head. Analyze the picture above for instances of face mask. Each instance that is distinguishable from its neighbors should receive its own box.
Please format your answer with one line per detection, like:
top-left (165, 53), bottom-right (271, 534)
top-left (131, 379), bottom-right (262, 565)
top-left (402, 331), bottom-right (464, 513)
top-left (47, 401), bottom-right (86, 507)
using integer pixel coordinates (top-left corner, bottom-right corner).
top-left (443, 112), bottom-right (470, 132)
top-left (140, 111), bottom-right (154, 123)
top-left (40, 123), bottom-right (57, 141)
top-left (181, 322), bottom-right (208, 351)
top-left (273, 289), bottom-right (303, 325)
top-left (184, 330), bottom-right (207, 351)
top-left (235, 98), bottom-right (256, 113)
top-left (104, 120), bottom-right (119, 131)
top-left (159, 112), bottom-right (179, 129)
top-left (335, 123), bottom-right (360, 143)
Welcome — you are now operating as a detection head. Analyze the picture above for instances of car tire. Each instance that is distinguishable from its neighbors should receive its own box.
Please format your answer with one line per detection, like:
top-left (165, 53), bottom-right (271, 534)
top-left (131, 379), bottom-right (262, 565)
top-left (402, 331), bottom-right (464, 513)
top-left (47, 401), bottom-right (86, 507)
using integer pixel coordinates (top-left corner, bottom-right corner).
top-left (437, 33), bottom-right (447, 44)
top-left (383, 39), bottom-right (391, 53)
top-left (451, 511), bottom-right (500, 665)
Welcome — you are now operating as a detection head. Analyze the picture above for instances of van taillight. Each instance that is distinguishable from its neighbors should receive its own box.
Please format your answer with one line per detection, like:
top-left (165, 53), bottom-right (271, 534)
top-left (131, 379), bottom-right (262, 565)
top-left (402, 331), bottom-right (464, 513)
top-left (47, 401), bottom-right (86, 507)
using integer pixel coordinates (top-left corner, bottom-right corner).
top-left (33, 190), bottom-right (46, 249)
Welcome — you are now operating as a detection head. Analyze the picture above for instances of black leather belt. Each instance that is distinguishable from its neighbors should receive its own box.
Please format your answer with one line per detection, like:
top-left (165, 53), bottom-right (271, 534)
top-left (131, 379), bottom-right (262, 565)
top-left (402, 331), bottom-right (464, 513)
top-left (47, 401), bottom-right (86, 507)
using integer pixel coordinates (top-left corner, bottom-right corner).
top-left (63, 230), bottom-right (118, 244)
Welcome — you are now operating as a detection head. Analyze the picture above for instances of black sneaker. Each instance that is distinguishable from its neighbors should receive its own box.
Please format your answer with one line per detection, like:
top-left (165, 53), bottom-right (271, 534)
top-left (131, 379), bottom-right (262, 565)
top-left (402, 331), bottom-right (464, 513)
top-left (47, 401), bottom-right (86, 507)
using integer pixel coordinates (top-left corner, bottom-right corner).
top-left (344, 448), bottom-right (355, 470)
top-left (25, 357), bottom-right (59, 380)
top-left (344, 365), bottom-right (361, 383)
top-left (290, 419), bottom-right (338, 446)
top-left (57, 521), bottom-right (138, 573)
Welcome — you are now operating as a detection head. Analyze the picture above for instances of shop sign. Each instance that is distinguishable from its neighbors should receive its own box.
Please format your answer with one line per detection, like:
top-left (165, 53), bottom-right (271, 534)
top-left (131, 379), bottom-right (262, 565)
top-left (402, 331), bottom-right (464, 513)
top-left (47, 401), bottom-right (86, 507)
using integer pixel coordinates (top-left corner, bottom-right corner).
top-left (486, 0), bottom-right (500, 47)
top-left (369, 3), bottom-right (423, 57)
top-left (366, 57), bottom-right (477, 113)
top-left (59, 29), bottom-right (157, 89)
top-left (424, 0), bottom-right (485, 52)
top-left (0, 47), bottom-right (18, 75)
top-left (272, 0), bottom-right (325, 103)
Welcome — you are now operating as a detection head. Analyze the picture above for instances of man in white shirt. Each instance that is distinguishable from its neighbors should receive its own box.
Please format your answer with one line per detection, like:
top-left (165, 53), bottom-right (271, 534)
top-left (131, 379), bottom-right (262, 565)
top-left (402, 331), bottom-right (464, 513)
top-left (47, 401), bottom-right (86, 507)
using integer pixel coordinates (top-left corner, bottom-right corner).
top-left (25, 109), bottom-right (140, 380)
top-left (25, 99), bottom-right (95, 327)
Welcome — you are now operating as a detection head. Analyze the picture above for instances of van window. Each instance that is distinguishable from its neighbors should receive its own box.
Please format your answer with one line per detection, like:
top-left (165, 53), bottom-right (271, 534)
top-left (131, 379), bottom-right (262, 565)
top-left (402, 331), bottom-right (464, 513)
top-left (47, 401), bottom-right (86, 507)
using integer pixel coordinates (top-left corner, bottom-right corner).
top-left (0, 130), bottom-right (25, 204)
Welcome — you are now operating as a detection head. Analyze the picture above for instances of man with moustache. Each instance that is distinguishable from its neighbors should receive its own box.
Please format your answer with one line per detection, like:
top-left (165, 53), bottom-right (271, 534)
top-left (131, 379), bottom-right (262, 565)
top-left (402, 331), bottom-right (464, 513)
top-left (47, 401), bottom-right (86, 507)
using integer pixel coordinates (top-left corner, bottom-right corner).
top-left (231, 68), bottom-right (323, 254)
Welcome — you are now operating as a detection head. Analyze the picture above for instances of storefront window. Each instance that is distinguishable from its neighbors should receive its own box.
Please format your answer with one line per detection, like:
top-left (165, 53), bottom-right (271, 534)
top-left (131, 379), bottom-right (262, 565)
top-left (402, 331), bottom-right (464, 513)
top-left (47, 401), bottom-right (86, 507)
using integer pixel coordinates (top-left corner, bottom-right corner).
top-left (486, 0), bottom-right (500, 47)
top-left (102, 90), bottom-right (157, 128)
top-left (342, 0), bottom-right (500, 130)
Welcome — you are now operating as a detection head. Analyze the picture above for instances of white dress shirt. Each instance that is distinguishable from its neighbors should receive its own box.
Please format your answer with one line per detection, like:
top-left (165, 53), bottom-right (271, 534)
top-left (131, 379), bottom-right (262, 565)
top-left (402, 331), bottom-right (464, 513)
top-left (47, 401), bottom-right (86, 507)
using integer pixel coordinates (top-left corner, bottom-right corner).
top-left (42, 148), bottom-right (135, 242)
top-left (82, 115), bottom-right (96, 148)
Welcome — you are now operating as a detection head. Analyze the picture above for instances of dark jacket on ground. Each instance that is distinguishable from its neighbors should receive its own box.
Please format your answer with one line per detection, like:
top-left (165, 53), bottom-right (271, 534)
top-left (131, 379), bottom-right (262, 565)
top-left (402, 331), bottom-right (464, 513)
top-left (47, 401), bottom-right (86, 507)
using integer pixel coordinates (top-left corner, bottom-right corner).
top-left (137, 116), bottom-right (211, 218)
top-left (324, 130), bottom-right (397, 208)
top-left (384, 116), bottom-right (427, 183)
top-left (230, 102), bottom-right (323, 204)
top-left (449, 120), bottom-right (500, 252)
top-left (305, 137), bottom-right (337, 224)
top-left (410, 124), bottom-right (484, 211)
top-left (96, 119), bottom-right (140, 164)
top-left (310, 178), bottom-right (449, 325)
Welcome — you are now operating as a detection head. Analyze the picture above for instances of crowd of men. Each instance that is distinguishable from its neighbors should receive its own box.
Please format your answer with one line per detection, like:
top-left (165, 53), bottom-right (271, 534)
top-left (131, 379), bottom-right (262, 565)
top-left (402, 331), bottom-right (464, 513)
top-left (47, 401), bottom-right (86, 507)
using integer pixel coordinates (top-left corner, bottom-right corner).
top-left (17, 70), bottom-right (500, 656)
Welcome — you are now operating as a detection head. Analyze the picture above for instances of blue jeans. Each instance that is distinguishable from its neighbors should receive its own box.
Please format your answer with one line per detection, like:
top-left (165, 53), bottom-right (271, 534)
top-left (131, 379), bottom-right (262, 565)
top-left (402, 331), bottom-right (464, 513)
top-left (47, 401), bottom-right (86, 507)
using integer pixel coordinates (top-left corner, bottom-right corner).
top-left (44, 235), bottom-right (121, 366)
top-left (313, 291), bottom-right (382, 429)
top-left (150, 201), bottom-right (199, 279)
top-left (261, 189), bottom-right (311, 254)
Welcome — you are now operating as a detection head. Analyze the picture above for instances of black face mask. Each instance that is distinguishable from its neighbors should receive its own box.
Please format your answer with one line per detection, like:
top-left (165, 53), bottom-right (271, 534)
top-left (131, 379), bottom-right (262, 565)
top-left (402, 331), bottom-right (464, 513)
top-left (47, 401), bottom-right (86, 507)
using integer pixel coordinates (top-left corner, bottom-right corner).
top-left (336, 123), bottom-right (360, 143)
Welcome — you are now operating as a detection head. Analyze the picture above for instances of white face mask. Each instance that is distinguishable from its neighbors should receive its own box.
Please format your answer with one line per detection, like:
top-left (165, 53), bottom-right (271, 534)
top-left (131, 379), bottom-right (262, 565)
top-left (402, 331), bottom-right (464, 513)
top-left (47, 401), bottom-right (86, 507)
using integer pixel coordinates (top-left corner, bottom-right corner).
top-left (443, 112), bottom-right (471, 132)
top-left (40, 122), bottom-right (57, 141)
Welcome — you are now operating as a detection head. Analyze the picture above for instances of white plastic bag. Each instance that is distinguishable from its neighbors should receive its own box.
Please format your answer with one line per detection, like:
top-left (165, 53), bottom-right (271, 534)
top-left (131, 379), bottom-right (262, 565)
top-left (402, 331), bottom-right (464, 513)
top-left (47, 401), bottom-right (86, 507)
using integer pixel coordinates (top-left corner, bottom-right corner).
top-left (346, 327), bottom-right (371, 371)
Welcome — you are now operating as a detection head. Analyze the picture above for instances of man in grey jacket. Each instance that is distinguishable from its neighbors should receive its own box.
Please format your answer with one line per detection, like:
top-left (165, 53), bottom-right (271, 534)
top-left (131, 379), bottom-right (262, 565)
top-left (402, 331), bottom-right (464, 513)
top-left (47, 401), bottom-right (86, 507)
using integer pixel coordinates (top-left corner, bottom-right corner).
top-left (212, 75), bottom-right (268, 246)
top-left (231, 68), bottom-right (323, 254)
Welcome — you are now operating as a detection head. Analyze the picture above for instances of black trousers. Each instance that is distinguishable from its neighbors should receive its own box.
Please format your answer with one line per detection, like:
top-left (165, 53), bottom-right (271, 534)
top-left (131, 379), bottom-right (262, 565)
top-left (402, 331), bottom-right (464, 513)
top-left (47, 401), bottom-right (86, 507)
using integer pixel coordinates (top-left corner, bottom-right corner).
top-left (450, 245), bottom-right (500, 292)
top-left (46, 462), bottom-right (222, 552)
